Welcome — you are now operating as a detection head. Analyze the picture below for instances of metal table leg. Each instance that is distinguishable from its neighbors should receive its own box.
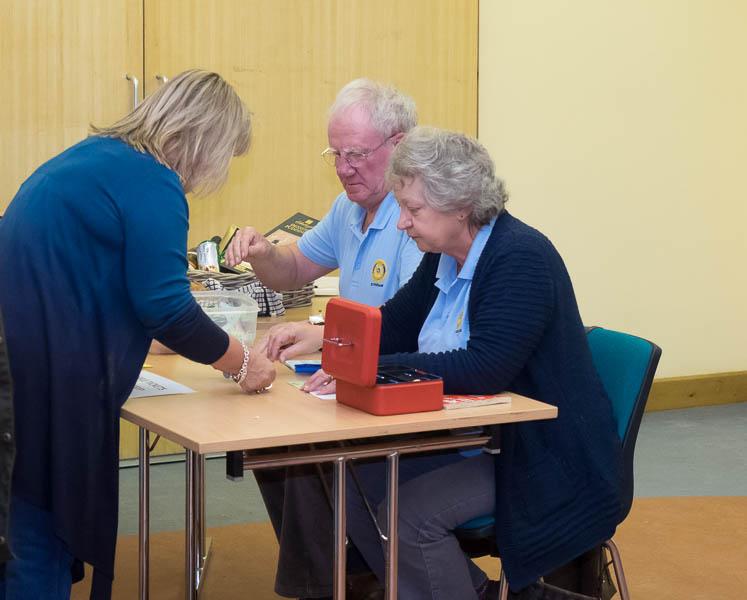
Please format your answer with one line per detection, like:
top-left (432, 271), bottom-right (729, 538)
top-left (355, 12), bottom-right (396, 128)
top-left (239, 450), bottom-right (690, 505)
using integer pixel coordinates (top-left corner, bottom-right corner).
top-left (138, 427), bottom-right (151, 600)
top-left (498, 571), bottom-right (509, 600)
top-left (198, 455), bottom-right (206, 568)
top-left (185, 450), bottom-right (212, 599)
top-left (186, 450), bottom-right (198, 599)
top-left (332, 456), bottom-right (347, 599)
top-left (384, 452), bottom-right (400, 600)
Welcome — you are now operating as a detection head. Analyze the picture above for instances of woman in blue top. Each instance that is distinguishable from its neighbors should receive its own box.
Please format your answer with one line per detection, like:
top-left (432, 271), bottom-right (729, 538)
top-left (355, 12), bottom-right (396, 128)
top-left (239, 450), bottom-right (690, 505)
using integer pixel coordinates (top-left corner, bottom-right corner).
top-left (0, 70), bottom-right (275, 599)
top-left (338, 127), bottom-right (623, 599)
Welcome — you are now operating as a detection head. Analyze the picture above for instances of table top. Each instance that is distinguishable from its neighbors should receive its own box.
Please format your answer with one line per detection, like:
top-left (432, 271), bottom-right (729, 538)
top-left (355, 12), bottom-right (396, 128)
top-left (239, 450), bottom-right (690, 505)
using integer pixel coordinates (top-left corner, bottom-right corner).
top-left (122, 353), bottom-right (557, 454)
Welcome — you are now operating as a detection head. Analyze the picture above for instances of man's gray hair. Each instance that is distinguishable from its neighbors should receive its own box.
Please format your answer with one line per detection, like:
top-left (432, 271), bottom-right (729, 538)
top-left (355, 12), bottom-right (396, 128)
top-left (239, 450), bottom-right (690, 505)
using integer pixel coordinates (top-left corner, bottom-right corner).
top-left (387, 127), bottom-right (508, 228)
top-left (329, 78), bottom-right (417, 137)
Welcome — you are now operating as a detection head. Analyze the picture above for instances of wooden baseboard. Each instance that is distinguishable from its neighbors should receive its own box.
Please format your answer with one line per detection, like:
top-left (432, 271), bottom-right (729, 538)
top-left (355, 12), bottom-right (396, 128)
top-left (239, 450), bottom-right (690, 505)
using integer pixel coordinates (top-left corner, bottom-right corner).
top-left (648, 370), bottom-right (747, 411)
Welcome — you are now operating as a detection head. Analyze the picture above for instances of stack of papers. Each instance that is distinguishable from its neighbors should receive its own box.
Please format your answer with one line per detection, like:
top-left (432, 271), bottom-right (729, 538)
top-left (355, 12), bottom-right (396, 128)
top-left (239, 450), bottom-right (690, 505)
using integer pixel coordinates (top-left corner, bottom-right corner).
top-left (313, 276), bottom-right (339, 296)
top-left (442, 394), bottom-right (511, 410)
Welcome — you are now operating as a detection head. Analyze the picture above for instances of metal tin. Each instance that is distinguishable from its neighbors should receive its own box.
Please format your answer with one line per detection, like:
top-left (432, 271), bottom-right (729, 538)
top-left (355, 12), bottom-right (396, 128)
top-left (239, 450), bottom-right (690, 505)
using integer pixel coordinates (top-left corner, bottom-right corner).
top-left (196, 240), bottom-right (220, 272)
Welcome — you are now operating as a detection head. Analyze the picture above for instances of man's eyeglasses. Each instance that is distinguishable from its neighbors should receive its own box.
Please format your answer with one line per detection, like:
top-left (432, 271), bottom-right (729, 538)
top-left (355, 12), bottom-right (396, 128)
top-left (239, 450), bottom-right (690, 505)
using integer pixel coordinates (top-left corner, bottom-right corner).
top-left (321, 135), bottom-right (395, 168)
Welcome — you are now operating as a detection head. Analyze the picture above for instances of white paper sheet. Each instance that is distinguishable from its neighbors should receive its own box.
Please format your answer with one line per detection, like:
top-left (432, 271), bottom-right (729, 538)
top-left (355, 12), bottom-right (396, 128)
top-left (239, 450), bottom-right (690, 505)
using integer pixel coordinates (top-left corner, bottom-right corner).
top-left (128, 371), bottom-right (196, 399)
top-left (288, 380), bottom-right (336, 401)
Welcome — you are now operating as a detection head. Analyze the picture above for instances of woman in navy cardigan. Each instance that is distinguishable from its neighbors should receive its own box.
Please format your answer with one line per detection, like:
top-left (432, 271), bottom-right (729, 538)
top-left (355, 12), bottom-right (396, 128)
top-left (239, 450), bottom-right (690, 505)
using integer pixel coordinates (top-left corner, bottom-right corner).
top-left (0, 71), bottom-right (274, 599)
top-left (338, 127), bottom-right (622, 599)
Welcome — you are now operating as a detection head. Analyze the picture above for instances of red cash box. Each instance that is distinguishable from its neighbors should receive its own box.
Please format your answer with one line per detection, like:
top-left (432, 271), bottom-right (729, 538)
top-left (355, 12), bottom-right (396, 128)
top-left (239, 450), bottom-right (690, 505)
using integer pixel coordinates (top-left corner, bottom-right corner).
top-left (321, 298), bottom-right (443, 415)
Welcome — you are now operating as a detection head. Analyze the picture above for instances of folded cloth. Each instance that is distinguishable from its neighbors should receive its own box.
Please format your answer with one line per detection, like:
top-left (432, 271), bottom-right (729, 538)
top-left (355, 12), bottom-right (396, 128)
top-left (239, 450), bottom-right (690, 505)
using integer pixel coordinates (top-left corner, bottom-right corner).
top-left (202, 277), bottom-right (285, 317)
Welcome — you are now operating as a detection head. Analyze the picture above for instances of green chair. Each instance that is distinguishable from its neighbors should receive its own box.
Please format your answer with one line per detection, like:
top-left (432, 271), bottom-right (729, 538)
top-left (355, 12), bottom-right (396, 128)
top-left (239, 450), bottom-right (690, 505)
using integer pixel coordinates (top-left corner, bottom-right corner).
top-left (455, 327), bottom-right (662, 599)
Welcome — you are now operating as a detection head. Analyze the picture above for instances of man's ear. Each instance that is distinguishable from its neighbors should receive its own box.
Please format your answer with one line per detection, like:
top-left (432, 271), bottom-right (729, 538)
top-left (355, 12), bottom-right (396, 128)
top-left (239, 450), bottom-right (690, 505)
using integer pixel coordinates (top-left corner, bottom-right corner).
top-left (391, 131), bottom-right (406, 146)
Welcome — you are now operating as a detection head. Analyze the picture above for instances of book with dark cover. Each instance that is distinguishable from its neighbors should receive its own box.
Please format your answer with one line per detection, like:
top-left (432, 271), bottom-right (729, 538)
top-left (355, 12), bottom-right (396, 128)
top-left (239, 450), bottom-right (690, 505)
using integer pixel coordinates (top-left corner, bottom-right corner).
top-left (265, 212), bottom-right (319, 246)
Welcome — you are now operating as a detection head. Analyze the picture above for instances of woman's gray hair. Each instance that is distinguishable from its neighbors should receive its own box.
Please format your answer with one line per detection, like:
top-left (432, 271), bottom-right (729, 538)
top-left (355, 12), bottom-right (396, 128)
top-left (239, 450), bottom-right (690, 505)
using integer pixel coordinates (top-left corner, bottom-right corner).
top-left (91, 69), bottom-right (251, 195)
top-left (387, 127), bottom-right (508, 227)
top-left (329, 78), bottom-right (417, 137)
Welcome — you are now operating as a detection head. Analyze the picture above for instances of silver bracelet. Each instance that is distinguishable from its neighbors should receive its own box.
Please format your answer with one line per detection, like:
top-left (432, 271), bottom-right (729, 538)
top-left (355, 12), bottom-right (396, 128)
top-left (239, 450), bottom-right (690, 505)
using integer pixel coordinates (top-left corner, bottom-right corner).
top-left (231, 343), bottom-right (250, 385)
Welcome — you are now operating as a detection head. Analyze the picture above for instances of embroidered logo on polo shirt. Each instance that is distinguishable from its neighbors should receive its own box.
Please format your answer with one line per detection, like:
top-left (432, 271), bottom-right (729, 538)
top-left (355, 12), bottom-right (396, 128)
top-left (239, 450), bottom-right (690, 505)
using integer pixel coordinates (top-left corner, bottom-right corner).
top-left (370, 259), bottom-right (387, 287)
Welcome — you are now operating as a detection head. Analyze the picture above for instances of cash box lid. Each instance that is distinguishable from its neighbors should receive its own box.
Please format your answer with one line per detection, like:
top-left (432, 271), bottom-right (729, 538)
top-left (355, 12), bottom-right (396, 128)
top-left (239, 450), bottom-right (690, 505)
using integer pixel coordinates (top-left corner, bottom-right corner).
top-left (321, 298), bottom-right (381, 387)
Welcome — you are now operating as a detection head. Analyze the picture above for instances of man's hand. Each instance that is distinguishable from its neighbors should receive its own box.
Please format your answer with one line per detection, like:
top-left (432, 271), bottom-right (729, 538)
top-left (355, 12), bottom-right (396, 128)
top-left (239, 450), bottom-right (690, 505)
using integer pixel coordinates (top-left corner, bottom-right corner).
top-left (225, 227), bottom-right (331, 291)
top-left (224, 226), bottom-right (273, 267)
top-left (237, 348), bottom-right (276, 393)
top-left (257, 321), bottom-right (324, 362)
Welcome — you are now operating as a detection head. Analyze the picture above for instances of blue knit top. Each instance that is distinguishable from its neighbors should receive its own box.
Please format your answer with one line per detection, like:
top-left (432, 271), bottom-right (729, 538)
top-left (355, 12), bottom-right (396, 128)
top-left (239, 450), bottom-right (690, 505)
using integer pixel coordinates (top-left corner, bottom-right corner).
top-left (379, 211), bottom-right (623, 589)
top-left (0, 137), bottom-right (229, 598)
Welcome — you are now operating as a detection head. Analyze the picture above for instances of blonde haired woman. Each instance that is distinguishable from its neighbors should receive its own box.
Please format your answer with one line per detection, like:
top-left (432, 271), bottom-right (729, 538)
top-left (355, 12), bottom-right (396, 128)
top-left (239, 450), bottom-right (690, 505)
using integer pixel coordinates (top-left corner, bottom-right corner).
top-left (0, 70), bottom-right (273, 599)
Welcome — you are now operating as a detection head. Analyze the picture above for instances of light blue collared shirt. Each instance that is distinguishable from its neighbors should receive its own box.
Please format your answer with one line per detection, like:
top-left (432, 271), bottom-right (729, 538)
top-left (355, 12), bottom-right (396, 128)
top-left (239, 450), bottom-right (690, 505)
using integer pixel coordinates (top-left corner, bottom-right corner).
top-left (298, 191), bottom-right (423, 306)
top-left (418, 217), bottom-right (497, 353)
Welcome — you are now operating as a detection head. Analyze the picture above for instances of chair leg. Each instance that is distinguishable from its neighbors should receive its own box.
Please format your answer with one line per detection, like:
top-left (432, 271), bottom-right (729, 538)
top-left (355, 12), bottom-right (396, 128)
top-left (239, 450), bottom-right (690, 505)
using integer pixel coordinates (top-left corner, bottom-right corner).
top-left (603, 538), bottom-right (631, 600)
top-left (498, 570), bottom-right (509, 600)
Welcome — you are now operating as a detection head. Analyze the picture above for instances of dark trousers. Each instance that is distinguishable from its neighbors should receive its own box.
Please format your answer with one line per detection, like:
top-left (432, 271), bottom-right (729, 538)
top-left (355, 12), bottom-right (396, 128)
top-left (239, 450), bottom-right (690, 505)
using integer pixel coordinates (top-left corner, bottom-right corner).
top-left (255, 463), bottom-right (337, 598)
top-left (344, 451), bottom-right (492, 599)
top-left (255, 448), bottom-right (491, 599)
top-left (0, 495), bottom-right (74, 599)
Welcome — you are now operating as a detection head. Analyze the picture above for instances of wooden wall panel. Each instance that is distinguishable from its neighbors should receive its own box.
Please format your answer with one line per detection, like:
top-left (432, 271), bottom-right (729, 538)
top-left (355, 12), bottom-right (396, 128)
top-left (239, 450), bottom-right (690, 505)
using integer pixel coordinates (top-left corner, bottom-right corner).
top-left (143, 0), bottom-right (478, 245)
top-left (0, 0), bottom-right (143, 210)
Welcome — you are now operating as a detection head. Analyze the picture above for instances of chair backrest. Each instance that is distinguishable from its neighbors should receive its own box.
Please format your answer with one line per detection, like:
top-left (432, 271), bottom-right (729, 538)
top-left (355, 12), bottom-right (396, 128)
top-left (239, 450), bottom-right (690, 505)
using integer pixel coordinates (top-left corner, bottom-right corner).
top-left (455, 327), bottom-right (662, 543)
top-left (586, 327), bottom-right (661, 518)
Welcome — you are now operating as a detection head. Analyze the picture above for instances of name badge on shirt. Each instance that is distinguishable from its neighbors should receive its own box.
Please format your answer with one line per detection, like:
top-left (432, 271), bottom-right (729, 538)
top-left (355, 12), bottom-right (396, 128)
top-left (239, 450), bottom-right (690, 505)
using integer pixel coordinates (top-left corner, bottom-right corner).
top-left (370, 259), bottom-right (387, 288)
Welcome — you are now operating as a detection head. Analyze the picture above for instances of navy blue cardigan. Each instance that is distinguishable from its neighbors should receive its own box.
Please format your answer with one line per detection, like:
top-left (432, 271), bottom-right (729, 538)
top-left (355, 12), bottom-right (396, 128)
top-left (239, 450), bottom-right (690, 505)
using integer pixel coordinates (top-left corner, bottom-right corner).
top-left (379, 212), bottom-right (622, 589)
top-left (0, 137), bottom-right (229, 598)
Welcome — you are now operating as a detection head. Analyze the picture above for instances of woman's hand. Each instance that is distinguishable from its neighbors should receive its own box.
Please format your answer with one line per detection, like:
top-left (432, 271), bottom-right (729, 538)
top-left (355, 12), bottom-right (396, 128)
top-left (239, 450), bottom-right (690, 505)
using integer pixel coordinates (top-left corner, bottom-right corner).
top-left (237, 348), bottom-right (276, 393)
top-left (257, 321), bottom-right (323, 362)
top-left (302, 368), bottom-right (336, 395)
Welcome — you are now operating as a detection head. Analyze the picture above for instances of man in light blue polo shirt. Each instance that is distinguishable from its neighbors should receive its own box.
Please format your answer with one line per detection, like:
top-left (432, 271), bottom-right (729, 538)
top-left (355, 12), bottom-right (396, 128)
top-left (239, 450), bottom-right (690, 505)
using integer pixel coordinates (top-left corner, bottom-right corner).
top-left (225, 79), bottom-right (422, 363)
top-left (224, 79), bottom-right (422, 600)
top-left (298, 188), bottom-right (421, 306)
top-left (225, 79), bottom-right (421, 308)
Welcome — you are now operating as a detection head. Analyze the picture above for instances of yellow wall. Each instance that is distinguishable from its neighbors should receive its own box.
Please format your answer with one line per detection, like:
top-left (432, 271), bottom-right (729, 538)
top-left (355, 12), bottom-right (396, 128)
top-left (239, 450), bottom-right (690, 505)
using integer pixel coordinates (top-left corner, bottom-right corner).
top-left (479, 1), bottom-right (747, 377)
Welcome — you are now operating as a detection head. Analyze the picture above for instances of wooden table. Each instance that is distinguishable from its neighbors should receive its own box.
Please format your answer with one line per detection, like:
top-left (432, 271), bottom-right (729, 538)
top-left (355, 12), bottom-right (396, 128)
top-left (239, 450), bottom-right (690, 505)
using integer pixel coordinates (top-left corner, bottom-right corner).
top-left (122, 351), bottom-right (557, 600)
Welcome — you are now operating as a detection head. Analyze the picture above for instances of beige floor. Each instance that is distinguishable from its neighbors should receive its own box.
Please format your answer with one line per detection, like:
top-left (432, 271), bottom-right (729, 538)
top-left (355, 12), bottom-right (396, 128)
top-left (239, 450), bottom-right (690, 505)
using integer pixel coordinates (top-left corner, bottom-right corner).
top-left (72, 496), bottom-right (747, 599)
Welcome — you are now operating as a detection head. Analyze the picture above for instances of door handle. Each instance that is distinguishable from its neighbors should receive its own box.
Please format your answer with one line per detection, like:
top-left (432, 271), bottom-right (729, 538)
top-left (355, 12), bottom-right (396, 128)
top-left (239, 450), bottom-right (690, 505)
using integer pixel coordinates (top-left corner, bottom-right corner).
top-left (125, 74), bottom-right (140, 110)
